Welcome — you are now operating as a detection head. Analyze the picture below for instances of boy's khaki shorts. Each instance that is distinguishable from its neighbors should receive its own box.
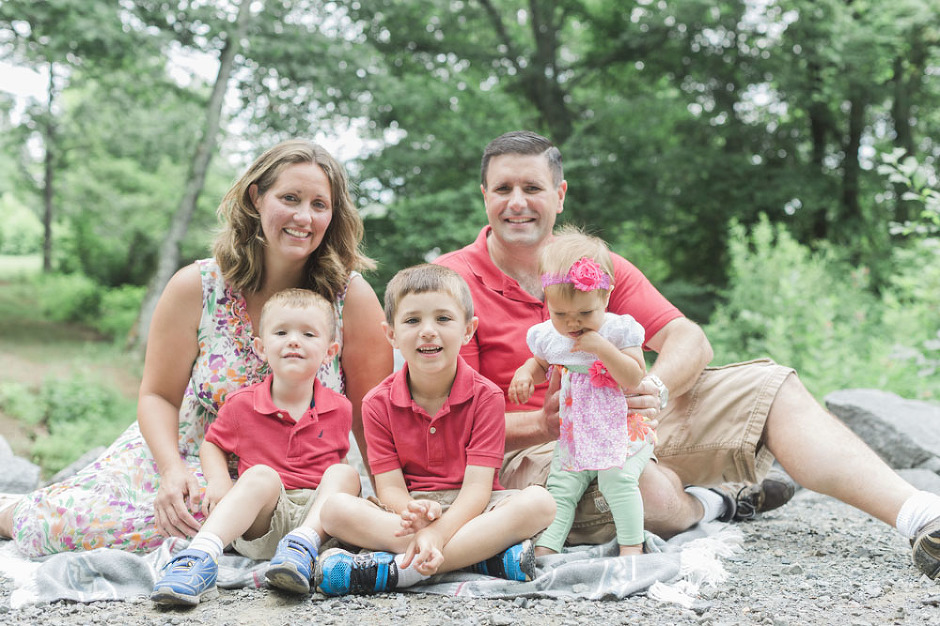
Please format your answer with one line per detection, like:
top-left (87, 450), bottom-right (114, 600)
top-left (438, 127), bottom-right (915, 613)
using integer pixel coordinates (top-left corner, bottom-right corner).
top-left (500, 359), bottom-right (794, 545)
top-left (232, 486), bottom-right (318, 560)
top-left (371, 488), bottom-right (518, 514)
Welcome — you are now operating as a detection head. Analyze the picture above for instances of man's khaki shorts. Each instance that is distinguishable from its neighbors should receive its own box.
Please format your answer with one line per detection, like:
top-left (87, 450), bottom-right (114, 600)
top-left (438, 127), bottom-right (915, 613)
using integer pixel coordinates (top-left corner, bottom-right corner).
top-left (500, 359), bottom-right (794, 545)
top-left (232, 486), bottom-right (318, 560)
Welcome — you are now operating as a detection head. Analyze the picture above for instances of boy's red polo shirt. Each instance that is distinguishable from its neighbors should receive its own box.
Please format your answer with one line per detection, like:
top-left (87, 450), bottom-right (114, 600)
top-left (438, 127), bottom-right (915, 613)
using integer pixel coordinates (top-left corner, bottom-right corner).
top-left (363, 357), bottom-right (506, 492)
top-left (435, 226), bottom-right (682, 412)
top-left (205, 375), bottom-right (352, 490)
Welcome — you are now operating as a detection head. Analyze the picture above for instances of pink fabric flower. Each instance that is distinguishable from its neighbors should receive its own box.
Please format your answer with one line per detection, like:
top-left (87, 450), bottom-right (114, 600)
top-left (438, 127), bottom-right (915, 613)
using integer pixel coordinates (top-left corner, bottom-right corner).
top-left (568, 258), bottom-right (609, 291)
top-left (589, 360), bottom-right (618, 389)
top-left (626, 412), bottom-right (656, 443)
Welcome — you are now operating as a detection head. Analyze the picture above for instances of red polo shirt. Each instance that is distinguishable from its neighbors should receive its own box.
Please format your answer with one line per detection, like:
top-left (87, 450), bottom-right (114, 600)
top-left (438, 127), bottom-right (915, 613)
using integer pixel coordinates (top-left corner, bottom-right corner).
top-left (435, 226), bottom-right (682, 412)
top-left (363, 357), bottom-right (506, 492)
top-left (205, 375), bottom-right (352, 490)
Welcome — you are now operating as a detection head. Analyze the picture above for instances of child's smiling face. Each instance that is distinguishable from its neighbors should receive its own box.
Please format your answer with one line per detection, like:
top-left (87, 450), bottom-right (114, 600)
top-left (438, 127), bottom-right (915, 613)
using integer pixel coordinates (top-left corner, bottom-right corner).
top-left (256, 304), bottom-right (337, 382)
top-left (385, 291), bottom-right (476, 377)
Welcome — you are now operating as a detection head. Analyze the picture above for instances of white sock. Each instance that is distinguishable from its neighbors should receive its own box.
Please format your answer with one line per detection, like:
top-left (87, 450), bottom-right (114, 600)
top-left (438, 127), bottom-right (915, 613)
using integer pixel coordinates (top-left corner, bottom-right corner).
top-left (286, 526), bottom-right (322, 553)
top-left (896, 491), bottom-right (940, 539)
top-left (685, 486), bottom-right (729, 523)
top-left (188, 531), bottom-right (224, 560)
top-left (393, 553), bottom-right (430, 588)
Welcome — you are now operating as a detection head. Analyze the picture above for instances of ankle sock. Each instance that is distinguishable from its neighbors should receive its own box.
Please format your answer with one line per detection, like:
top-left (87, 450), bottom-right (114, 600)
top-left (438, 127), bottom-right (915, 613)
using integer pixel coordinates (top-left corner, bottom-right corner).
top-left (286, 526), bottom-right (322, 554)
top-left (896, 491), bottom-right (940, 539)
top-left (685, 486), bottom-right (729, 523)
top-left (393, 553), bottom-right (430, 588)
top-left (188, 531), bottom-right (224, 560)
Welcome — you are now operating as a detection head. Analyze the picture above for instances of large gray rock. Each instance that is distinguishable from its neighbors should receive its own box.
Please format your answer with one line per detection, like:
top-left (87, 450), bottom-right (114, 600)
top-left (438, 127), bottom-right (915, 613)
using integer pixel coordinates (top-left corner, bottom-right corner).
top-left (825, 389), bottom-right (940, 469)
top-left (0, 436), bottom-right (41, 493)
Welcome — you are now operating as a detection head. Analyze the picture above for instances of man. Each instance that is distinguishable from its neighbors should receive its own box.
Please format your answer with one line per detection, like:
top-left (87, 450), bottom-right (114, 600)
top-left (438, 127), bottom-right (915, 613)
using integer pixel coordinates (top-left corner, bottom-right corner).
top-left (435, 130), bottom-right (940, 578)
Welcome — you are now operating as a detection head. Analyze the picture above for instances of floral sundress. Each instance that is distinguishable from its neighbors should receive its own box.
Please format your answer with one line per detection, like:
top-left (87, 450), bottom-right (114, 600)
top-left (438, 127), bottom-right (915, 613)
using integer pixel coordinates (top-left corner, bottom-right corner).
top-left (11, 259), bottom-right (350, 557)
top-left (526, 312), bottom-right (653, 471)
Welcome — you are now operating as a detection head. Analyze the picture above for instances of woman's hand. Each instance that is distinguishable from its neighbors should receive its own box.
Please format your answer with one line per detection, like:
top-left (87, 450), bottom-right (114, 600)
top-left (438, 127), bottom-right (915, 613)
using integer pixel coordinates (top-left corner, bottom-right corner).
top-left (153, 464), bottom-right (202, 538)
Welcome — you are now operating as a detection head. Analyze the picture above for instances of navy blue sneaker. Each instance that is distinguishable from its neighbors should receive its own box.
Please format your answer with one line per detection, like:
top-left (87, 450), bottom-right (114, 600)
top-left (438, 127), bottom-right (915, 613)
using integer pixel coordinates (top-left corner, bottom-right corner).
top-left (464, 539), bottom-right (536, 581)
top-left (315, 548), bottom-right (398, 595)
top-left (265, 534), bottom-right (318, 594)
top-left (151, 549), bottom-right (219, 606)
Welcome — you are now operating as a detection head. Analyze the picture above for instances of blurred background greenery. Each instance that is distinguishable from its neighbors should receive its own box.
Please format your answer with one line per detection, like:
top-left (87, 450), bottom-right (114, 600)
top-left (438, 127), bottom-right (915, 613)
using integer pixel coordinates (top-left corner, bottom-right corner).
top-left (1, 0), bottom-right (937, 475)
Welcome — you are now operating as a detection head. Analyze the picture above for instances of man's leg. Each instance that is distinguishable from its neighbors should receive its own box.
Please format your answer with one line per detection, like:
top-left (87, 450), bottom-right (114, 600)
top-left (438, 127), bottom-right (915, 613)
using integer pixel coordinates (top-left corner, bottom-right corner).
top-left (764, 376), bottom-right (914, 525)
top-left (638, 463), bottom-right (704, 538)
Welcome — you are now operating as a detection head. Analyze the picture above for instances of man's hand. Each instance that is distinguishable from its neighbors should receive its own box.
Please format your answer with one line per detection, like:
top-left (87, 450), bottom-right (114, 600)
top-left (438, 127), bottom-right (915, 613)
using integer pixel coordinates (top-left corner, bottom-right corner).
top-left (624, 375), bottom-right (665, 424)
top-left (153, 465), bottom-right (203, 538)
top-left (539, 366), bottom-right (562, 439)
top-left (397, 499), bottom-right (442, 537)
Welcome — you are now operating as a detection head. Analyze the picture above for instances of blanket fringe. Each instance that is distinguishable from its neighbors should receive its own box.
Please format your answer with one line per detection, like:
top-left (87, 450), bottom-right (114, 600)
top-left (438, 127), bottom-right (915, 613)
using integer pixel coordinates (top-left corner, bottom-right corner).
top-left (648, 523), bottom-right (743, 608)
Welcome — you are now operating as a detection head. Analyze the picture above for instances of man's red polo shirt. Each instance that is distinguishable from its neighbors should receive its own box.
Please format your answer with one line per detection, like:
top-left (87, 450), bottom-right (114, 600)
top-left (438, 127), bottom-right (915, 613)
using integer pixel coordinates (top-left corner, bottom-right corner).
top-left (434, 226), bottom-right (682, 411)
top-left (363, 357), bottom-right (506, 492)
top-left (205, 375), bottom-right (352, 490)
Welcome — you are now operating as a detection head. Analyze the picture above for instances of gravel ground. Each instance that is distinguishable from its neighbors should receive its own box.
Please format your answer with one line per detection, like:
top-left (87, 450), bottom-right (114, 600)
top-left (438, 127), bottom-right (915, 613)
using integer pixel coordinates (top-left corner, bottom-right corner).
top-left (2, 488), bottom-right (940, 626)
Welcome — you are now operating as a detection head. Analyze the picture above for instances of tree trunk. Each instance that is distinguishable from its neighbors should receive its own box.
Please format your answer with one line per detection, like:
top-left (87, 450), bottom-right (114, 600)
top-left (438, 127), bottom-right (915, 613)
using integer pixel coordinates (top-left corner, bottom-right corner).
top-left (841, 85), bottom-right (866, 235)
top-left (129, 0), bottom-right (251, 353)
top-left (41, 63), bottom-right (56, 273)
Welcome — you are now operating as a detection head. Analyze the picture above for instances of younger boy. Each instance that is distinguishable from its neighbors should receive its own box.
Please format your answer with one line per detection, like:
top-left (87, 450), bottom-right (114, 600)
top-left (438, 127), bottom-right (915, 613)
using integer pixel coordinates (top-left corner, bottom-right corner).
top-left (314, 264), bottom-right (556, 595)
top-left (151, 288), bottom-right (361, 606)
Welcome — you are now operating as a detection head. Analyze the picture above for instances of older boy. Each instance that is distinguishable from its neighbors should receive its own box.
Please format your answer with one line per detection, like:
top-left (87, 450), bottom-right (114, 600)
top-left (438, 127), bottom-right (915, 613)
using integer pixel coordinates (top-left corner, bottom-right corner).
top-left (314, 265), bottom-right (556, 595)
top-left (151, 289), bottom-right (361, 606)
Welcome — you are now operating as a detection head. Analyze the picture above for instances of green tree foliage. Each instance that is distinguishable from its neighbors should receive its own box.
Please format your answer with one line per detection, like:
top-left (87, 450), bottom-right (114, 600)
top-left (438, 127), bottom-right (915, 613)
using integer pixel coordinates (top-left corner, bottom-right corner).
top-left (705, 216), bottom-right (939, 400)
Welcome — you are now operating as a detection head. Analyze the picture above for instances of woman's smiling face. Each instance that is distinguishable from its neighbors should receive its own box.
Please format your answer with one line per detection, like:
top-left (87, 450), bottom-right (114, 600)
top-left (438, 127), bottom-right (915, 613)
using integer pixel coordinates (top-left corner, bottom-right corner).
top-left (251, 162), bottom-right (333, 263)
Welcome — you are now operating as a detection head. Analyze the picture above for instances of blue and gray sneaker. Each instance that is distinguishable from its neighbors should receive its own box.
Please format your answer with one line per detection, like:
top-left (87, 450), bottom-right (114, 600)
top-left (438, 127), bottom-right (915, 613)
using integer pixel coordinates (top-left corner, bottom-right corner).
top-left (464, 539), bottom-right (536, 581)
top-left (150, 549), bottom-right (219, 606)
top-left (314, 548), bottom-right (398, 596)
top-left (265, 534), bottom-right (318, 594)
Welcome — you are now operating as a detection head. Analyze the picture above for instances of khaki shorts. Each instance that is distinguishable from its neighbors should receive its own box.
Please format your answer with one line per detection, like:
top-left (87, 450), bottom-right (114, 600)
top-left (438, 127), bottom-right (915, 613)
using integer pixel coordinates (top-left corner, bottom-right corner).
top-left (232, 486), bottom-right (318, 560)
top-left (500, 359), bottom-right (794, 544)
top-left (370, 488), bottom-right (518, 514)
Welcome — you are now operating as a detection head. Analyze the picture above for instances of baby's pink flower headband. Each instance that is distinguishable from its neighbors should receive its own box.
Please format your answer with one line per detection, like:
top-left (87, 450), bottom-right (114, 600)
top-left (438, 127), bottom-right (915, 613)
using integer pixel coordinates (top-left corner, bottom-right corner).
top-left (541, 257), bottom-right (612, 292)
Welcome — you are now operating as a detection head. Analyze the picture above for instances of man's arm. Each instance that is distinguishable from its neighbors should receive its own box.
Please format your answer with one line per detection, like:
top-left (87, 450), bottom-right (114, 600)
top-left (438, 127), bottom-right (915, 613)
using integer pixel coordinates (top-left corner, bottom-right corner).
top-left (632, 317), bottom-right (713, 413)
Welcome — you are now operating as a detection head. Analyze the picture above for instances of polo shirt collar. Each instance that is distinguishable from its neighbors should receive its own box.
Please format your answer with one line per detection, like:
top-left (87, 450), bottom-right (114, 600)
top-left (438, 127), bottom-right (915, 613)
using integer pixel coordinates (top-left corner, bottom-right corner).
top-left (252, 374), bottom-right (336, 421)
top-left (464, 226), bottom-right (540, 304)
top-left (389, 356), bottom-right (476, 410)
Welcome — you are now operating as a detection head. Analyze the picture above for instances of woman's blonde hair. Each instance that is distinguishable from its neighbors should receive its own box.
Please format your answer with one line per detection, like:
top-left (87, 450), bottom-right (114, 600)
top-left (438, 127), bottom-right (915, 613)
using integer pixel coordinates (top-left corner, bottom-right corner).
top-left (539, 224), bottom-right (614, 300)
top-left (213, 139), bottom-right (375, 301)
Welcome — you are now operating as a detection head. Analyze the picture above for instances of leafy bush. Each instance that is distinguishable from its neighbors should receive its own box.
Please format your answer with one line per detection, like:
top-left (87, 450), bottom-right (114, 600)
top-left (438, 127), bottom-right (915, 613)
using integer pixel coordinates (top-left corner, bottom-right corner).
top-left (0, 193), bottom-right (43, 255)
top-left (28, 374), bottom-right (135, 475)
top-left (33, 272), bottom-right (101, 324)
top-left (0, 381), bottom-right (45, 425)
top-left (94, 284), bottom-right (146, 341)
top-left (28, 272), bottom-right (144, 342)
top-left (705, 215), bottom-right (939, 401)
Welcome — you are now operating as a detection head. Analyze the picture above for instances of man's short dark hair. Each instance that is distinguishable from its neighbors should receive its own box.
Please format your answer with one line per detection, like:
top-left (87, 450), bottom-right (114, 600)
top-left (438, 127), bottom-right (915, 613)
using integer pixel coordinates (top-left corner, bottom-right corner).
top-left (480, 130), bottom-right (564, 189)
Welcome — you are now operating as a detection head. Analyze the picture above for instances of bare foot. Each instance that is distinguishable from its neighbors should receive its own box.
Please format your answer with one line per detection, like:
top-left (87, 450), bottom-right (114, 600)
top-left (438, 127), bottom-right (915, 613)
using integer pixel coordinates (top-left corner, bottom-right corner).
top-left (618, 544), bottom-right (642, 557)
top-left (534, 546), bottom-right (557, 557)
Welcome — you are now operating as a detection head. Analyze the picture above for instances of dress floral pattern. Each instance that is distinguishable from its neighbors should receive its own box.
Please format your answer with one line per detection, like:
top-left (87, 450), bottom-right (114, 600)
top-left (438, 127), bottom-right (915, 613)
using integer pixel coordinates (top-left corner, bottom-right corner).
top-left (526, 312), bottom-right (651, 471)
top-left (10, 259), bottom-right (350, 557)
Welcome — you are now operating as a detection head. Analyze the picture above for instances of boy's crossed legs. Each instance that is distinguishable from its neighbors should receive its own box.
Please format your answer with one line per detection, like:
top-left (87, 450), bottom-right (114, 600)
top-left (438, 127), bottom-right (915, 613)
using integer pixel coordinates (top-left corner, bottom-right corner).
top-left (151, 463), bottom-right (361, 606)
top-left (316, 485), bottom-right (555, 595)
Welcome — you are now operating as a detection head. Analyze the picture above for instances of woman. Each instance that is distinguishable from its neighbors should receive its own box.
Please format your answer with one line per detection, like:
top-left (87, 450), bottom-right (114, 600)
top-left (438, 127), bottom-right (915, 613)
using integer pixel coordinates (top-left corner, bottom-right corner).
top-left (0, 139), bottom-right (392, 556)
